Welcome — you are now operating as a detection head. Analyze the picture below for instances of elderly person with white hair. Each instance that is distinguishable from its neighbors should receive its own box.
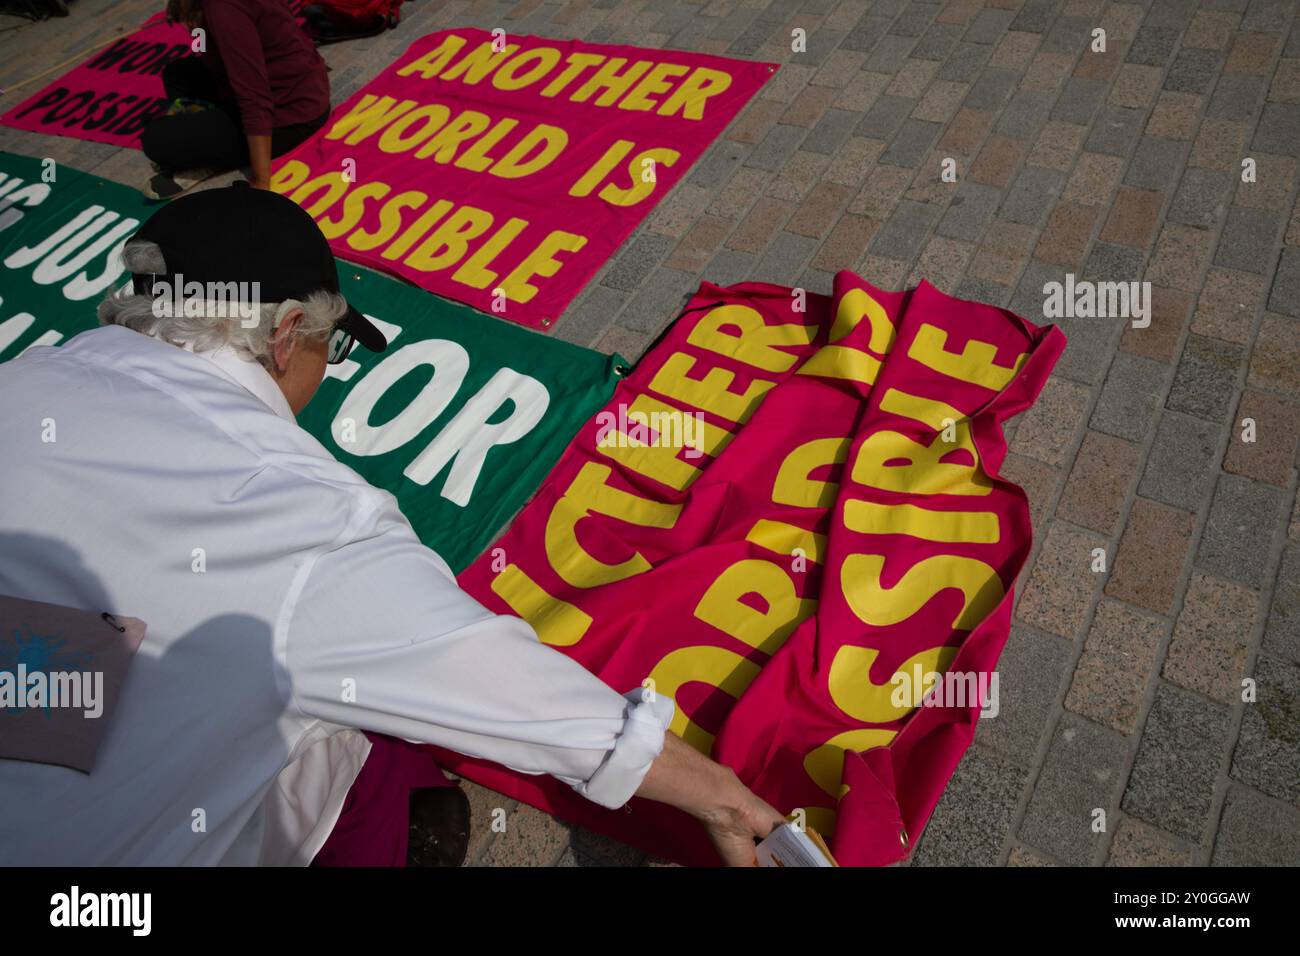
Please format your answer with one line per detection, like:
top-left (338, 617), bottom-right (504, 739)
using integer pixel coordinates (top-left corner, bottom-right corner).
top-left (0, 184), bottom-right (783, 867)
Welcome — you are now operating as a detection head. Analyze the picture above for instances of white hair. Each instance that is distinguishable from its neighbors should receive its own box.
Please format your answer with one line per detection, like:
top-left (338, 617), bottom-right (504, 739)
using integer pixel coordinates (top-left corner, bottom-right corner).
top-left (99, 240), bottom-right (348, 369)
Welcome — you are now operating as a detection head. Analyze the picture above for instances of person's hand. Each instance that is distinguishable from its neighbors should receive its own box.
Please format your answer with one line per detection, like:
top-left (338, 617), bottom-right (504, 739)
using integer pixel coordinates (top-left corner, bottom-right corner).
top-left (246, 177), bottom-right (270, 190)
top-left (697, 769), bottom-right (788, 866)
top-left (635, 731), bottom-right (787, 866)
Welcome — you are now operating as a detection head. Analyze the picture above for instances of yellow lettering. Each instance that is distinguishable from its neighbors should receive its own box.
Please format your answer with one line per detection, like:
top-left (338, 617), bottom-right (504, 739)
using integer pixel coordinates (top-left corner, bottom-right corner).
top-left (269, 159), bottom-right (310, 195)
top-left (841, 553), bottom-right (1004, 630)
top-left (490, 564), bottom-right (592, 647)
top-left (619, 62), bottom-right (690, 111)
top-left (569, 139), bottom-right (633, 197)
top-left (454, 117), bottom-right (519, 172)
top-left (647, 645), bottom-right (761, 754)
top-left (835, 286), bottom-right (896, 353)
top-left (745, 519), bottom-right (826, 566)
top-left (658, 67), bottom-right (734, 120)
top-left (377, 104), bottom-right (450, 153)
top-left (800, 726), bottom-right (899, 836)
top-left (828, 644), bottom-right (959, 724)
top-left (540, 52), bottom-right (606, 97)
top-left (347, 190), bottom-right (427, 252)
top-left (687, 304), bottom-right (817, 373)
top-left (851, 425), bottom-right (993, 496)
top-left (798, 286), bottom-right (896, 384)
top-left (598, 147), bottom-right (679, 205)
top-left (595, 395), bottom-right (730, 491)
top-left (381, 199), bottom-right (452, 261)
top-left (498, 230), bottom-right (586, 303)
top-left (804, 728), bottom-right (898, 799)
top-left (439, 41), bottom-right (520, 84)
top-left (451, 216), bottom-right (529, 289)
top-left (878, 388), bottom-right (966, 431)
top-left (694, 559), bottom-right (815, 655)
top-left (772, 437), bottom-right (851, 509)
top-left (488, 124), bottom-right (568, 179)
top-left (908, 324), bottom-right (1026, 391)
top-left (648, 353), bottom-right (773, 424)
top-left (289, 172), bottom-right (348, 219)
top-left (325, 95), bottom-right (416, 146)
top-left (395, 34), bottom-right (469, 79)
top-left (572, 58), bottom-right (653, 106)
top-left (843, 500), bottom-right (1000, 544)
top-left (414, 109), bottom-right (491, 162)
top-left (492, 47), bottom-right (561, 90)
top-left (318, 181), bottom-right (391, 240)
top-left (542, 462), bottom-right (680, 589)
top-left (404, 206), bottom-right (494, 272)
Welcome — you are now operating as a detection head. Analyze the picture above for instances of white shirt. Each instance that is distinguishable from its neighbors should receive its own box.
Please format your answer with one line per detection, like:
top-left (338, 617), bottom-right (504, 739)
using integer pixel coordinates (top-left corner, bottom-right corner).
top-left (0, 325), bottom-right (673, 865)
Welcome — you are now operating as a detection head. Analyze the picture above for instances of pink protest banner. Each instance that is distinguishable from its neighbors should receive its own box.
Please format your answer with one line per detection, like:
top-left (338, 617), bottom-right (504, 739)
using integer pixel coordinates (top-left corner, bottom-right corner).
top-left (1, 2), bottom-right (309, 150)
top-left (1, 14), bottom-right (189, 149)
top-left (269, 29), bottom-right (776, 329)
top-left (433, 271), bottom-right (1066, 866)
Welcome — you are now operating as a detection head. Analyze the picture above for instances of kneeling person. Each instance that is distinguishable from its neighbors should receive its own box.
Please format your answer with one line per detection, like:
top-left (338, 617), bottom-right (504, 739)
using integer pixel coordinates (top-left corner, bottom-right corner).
top-left (142, 0), bottom-right (330, 198)
top-left (0, 186), bottom-right (783, 866)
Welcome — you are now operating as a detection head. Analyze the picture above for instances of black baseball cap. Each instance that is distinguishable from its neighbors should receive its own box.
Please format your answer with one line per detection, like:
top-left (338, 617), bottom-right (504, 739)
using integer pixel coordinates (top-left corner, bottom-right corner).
top-left (129, 182), bottom-right (386, 354)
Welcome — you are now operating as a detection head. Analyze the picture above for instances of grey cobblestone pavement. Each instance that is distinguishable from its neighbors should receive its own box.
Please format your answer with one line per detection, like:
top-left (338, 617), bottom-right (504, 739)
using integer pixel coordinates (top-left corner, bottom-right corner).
top-left (2, 0), bottom-right (1298, 867)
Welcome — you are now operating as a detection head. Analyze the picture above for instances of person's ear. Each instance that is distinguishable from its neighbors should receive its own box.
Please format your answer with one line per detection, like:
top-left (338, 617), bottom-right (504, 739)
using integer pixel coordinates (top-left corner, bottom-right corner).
top-left (270, 308), bottom-right (305, 374)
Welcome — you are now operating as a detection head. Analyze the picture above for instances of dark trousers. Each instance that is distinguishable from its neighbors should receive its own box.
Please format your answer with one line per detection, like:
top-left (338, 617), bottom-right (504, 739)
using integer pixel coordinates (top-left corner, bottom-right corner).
top-left (141, 57), bottom-right (327, 172)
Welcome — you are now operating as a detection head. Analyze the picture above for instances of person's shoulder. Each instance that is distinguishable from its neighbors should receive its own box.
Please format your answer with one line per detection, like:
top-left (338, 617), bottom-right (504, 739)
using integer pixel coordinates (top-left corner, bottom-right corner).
top-left (55, 327), bottom-right (394, 511)
top-left (260, 424), bottom-right (397, 512)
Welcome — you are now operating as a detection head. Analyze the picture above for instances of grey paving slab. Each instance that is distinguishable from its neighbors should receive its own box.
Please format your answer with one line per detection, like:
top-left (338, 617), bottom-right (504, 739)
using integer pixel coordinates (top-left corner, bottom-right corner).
top-left (937, 182), bottom-right (1004, 242)
top-left (1269, 247), bottom-right (1300, 317)
top-left (1197, 472), bottom-right (1285, 587)
top-left (913, 746), bottom-right (1029, 866)
top-left (1122, 683), bottom-right (1233, 843)
top-left (1264, 544), bottom-right (1300, 667)
top-left (1215, 207), bottom-right (1284, 276)
top-left (1127, 25), bottom-right (1180, 67)
top-left (1212, 786), bottom-right (1300, 865)
top-left (1000, 167), bottom-right (1066, 226)
top-left (975, 626), bottom-right (1075, 765)
top-left (994, 91), bottom-right (1056, 142)
top-left (1169, 168), bottom-right (1233, 230)
top-left (869, 199), bottom-right (944, 261)
top-left (1139, 412), bottom-right (1224, 513)
top-left (1090, 352), bottom-right (1167, 442)
top-left (1050, 78), bottom-right (1109, 125)
top-left (1230, 655), bottom-right (1300, 807)
top-left (1123, 136), bottom-right (1189, 192)
top-left (1164, 48), bottom-right (1224, 94)
top-left (1021, 715), bottom-right (1130, 865)
top-left (1166, 334), bottom-right (1247, 423)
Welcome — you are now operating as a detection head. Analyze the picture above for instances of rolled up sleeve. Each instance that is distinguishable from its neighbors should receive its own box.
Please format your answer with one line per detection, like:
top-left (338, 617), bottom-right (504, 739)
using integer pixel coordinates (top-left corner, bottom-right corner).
top-left (570, 689), bottom-right (675, 808)
top-left (281, 497), bottom-right (673, 809)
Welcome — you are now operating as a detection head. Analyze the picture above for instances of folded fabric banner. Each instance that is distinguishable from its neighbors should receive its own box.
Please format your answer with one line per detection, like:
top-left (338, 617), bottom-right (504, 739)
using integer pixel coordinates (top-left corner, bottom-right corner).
top-left (438, 271), bottom-right (1066, 865)
top-left (270, 28), bottom-right (774, 329)
top-left (1, 2), bottom-right (310, 150)
top-left (0, 150), bottom-right (619, 571)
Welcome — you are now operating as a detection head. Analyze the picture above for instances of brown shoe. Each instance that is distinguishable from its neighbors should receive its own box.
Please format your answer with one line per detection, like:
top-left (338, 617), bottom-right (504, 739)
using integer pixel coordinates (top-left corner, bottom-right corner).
top-left (406, 785), bottom-right (471, 867)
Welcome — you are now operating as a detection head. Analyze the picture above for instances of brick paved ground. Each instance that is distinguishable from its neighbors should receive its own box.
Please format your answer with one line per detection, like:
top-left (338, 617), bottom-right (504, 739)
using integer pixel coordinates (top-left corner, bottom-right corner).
top-left (2, 0), bottom-right (1298, 867)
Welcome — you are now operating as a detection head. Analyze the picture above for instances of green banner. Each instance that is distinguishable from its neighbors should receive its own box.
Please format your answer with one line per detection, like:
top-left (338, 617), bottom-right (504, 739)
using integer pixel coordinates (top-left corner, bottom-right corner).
top-left (0, 151), bottom-right (622, 571)
top-left (304, 268), bottom-right (622, 570)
